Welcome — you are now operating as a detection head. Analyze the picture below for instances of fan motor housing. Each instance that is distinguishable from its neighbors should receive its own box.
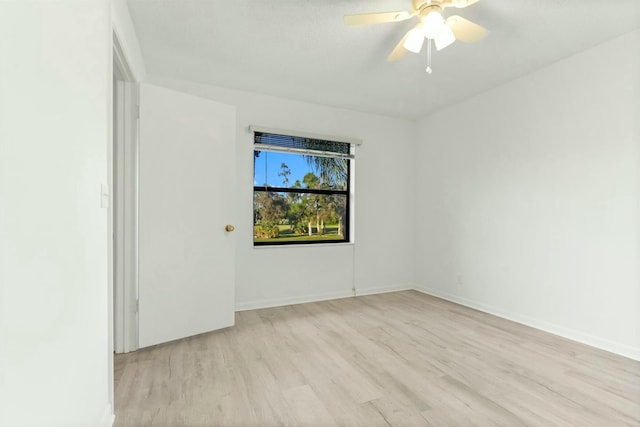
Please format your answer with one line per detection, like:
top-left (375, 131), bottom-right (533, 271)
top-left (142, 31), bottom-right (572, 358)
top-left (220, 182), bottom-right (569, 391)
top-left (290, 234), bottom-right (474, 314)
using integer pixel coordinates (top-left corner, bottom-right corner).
top-left (413, 0), bottom-right (471, 12)
top-left (413, 1), bottom-right (444, 15)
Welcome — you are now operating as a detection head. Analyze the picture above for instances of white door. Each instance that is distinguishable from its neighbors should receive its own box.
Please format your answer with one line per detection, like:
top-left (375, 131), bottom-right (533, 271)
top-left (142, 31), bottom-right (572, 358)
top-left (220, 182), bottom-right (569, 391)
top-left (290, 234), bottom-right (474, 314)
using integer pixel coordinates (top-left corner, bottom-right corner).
top-left (138, 84), bottom-right (236, 348)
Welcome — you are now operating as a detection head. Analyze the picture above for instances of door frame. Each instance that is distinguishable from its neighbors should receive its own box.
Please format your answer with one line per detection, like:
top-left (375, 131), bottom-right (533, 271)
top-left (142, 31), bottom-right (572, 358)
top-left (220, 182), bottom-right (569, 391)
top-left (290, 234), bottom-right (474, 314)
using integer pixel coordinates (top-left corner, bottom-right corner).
top-left (112, 33), bottom-right (139, 355)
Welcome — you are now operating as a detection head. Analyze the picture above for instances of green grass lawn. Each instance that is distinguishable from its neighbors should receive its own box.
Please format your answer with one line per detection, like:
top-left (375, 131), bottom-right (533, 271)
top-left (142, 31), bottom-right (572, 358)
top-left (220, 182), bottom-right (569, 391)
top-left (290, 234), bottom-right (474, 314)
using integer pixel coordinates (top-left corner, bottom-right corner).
top-left (254, 234), bottom-right (344, 243)
top-left (254, 224), bottom-right (344, 243)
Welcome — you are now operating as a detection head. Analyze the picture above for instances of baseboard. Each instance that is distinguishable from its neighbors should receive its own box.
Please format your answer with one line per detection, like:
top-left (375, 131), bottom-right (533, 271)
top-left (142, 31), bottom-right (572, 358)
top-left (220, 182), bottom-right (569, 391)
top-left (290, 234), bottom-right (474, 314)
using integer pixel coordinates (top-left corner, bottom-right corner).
top-left (235, 283), bottom-right (413, 311)
top-left (355, 283), bottom-right (412, 296)
top-left (414, 285), bottom-right (640, 362)
top-left (235, 289), bottom-right (355, 311)
top-left (100, 404), bottom-right (115, 427)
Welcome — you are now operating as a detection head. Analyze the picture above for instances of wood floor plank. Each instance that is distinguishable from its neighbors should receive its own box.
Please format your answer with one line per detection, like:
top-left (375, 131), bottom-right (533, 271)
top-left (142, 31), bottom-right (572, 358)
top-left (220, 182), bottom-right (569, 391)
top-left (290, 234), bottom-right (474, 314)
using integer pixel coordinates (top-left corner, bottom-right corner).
top-left (114, 290), bottom-right (640, 426)
top-left (282, 384), bottom-right (338, 426)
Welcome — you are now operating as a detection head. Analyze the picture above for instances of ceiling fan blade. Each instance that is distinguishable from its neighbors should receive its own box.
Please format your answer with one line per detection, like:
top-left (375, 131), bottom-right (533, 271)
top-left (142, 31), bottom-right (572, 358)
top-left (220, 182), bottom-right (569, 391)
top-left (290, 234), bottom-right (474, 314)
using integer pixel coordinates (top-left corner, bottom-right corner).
top-left (344, 11), bottom-right (412, 26)
top-left (451, 0), bottom-right (481, 8)
top-left (387, 31), bottom-right (411, 61)
top-left (446, 15), bottom-right (487, 42)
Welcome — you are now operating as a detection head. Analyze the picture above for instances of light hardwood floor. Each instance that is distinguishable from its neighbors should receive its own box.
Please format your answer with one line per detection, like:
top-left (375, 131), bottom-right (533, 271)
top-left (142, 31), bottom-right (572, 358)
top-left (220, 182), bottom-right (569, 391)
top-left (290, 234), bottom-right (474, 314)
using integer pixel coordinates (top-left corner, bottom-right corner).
top-left (114, 290), bottom-right (640, 426)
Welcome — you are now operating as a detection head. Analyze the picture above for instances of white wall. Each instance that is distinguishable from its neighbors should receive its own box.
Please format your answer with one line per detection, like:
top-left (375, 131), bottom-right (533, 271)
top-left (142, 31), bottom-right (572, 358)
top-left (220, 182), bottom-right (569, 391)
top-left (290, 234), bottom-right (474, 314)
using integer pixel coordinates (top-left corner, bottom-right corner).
top-left (414, 30), bottom-right (640, 360)
top-left (0, 1), bottom-right (113, 426)
top-left (148, 77), bottom-right (416, 309)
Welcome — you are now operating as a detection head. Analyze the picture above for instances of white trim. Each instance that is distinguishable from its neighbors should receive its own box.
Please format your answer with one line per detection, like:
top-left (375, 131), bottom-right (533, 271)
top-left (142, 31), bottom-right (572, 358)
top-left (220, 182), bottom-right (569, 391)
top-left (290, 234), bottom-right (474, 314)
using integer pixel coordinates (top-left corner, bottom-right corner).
top-left (253, 144), bottom-right (354, 159)
top-left (113, 34), bottom-right (135, 83)
top-left (113, 79), bottom-right (125, 354)
top-left (235, 283), bottom-right (411, 312)
top-left (113, 44), bottom-right (139, 355)
top-left (100, 404), bottom-right (115, 427)
top-left (235, 289), bottom-right (354, 312)
top-left (122, 80), bottom-right (139, 353)
top-left (355, 283), bottom-right (412, 297)
top-left (413, 285), bottom-right (640, 362)
top-left (252, 242), bottom-right (355, 250)
top-left (249, 125), bottom-right (363, 146)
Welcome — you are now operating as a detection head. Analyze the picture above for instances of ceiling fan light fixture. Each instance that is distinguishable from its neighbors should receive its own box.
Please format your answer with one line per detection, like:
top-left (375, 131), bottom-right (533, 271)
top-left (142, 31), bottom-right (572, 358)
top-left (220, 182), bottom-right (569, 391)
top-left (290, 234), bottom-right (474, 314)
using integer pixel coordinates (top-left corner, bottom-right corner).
top-left (434, 25), bottom-right (456, 50)
top-left (403, 27), bottom-right (426, 53)
top-left (422, 10), bottom-right (446, 39)
top-left (343, 0), bottom-right (487, 63)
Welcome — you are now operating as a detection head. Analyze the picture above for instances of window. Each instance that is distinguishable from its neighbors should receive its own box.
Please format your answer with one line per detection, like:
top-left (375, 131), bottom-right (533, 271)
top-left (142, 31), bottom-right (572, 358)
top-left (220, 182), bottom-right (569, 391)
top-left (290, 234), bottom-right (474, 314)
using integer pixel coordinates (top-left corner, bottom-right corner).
top-left (253, 131), bottom-right (353, 245)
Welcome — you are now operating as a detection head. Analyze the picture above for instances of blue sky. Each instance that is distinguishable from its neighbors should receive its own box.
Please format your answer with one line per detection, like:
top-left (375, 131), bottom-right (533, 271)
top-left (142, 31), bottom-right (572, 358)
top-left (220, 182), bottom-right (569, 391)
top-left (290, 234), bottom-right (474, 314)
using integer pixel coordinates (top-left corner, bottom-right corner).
top-left (254, 151), bottom-right (314, 187)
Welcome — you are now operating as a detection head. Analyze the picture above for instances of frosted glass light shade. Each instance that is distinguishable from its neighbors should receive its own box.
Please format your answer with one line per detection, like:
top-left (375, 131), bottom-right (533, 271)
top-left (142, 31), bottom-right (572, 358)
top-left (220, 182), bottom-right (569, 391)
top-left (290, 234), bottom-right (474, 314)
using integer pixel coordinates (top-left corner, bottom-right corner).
top-left (403, 28), bottom-right (425, 53)
top-left (423, 11), bottom-right (446, 39)
top-left (434, 25), bottom-right (456, 50)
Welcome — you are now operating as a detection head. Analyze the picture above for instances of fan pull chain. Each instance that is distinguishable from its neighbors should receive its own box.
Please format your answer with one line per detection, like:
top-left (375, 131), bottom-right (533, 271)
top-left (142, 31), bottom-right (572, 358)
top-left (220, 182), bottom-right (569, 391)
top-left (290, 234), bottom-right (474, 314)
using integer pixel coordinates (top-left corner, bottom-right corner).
top-left (426, 38), bottom-right (433, 74)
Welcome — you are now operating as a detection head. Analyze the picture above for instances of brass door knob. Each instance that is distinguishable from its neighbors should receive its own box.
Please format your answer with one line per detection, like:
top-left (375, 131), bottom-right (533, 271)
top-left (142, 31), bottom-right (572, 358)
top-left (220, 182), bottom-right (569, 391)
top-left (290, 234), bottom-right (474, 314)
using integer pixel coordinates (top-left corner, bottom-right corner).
top-left (225, 224), bottom-right (235, 232)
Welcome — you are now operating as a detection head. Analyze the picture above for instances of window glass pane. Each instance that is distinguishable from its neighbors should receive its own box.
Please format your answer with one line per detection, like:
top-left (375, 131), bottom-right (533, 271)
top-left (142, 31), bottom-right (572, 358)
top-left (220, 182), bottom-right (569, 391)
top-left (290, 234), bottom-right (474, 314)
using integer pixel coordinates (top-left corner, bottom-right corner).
top-left (254, 191), bottom-right (347, 243)
top-left (254, 151), bottom-right (347, 190)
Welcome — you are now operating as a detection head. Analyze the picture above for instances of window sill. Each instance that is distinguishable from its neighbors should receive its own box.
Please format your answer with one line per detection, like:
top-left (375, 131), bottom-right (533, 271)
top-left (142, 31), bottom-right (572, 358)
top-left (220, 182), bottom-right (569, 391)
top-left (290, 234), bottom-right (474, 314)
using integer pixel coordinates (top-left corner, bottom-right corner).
top-left (252, 242), bottom-right (354, 250)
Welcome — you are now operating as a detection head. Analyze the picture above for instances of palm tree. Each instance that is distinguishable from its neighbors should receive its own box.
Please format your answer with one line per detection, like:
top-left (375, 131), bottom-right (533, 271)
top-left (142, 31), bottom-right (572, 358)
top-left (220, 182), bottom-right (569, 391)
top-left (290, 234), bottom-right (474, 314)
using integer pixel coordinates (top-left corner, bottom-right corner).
top-left (304, 156), bottom-right (348, 188)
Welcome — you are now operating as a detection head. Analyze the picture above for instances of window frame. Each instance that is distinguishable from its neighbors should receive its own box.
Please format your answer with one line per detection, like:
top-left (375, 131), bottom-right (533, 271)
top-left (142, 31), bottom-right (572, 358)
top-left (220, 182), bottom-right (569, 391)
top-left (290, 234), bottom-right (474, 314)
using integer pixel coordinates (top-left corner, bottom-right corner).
top-left (252, 133), bottom-right (353, 247)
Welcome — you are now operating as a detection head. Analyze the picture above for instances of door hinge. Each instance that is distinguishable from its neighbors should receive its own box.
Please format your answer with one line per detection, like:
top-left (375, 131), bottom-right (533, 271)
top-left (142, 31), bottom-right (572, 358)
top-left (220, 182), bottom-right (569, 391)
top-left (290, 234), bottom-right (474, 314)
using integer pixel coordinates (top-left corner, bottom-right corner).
top-left (135, 299), bottom-right (139, 313)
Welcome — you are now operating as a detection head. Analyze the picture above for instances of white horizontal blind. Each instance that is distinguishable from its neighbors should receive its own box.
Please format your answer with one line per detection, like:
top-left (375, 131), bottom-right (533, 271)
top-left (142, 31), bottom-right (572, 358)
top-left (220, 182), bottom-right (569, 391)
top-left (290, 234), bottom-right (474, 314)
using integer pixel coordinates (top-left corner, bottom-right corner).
top-left (249, 125), bottom-right (362, 146)
top-left (250, 126), bottom-right (360, 159)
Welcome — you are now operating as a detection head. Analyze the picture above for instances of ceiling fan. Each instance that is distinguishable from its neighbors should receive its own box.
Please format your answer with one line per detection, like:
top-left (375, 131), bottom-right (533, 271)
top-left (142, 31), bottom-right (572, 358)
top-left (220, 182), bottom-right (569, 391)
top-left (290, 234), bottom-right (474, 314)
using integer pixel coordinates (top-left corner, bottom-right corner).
top-left (344, 0), bottom-right (487, 62)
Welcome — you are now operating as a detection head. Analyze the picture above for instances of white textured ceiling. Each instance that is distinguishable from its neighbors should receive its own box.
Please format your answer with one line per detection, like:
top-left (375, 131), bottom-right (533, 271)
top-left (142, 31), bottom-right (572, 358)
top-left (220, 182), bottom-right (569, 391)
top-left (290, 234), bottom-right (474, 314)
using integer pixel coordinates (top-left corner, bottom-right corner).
top-left (127, 0), bottom-right (640, 120)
